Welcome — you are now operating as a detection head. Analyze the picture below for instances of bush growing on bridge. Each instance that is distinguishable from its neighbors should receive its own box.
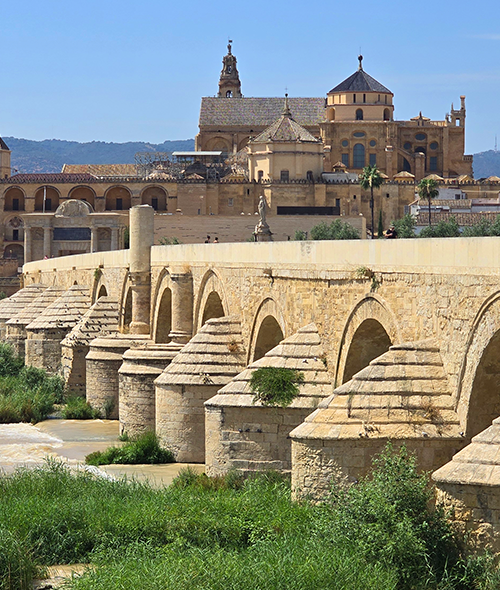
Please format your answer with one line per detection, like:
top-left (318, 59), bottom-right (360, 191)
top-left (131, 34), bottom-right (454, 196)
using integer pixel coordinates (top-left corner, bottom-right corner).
top-left (250, 367), bottom-right (305, 407)
top-left (85, 430), bottom-right (174, 466)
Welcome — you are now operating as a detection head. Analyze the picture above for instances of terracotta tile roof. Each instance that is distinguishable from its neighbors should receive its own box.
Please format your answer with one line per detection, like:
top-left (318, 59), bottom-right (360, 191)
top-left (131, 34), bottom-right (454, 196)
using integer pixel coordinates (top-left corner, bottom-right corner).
top-left (329, 68), bottom-right (392, 94)
top-left (0, 173), bottom-right (97, 184)
top-left (416, 211), bottom-right (500, 226)
top-left (61, 164), bottom-right (138, 176)
top-left (199, 97), bottom-right (325, 127)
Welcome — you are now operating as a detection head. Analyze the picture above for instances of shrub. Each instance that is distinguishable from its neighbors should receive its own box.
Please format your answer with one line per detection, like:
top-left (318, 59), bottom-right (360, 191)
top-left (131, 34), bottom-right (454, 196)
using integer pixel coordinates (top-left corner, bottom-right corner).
top-left (85, 431), bottom-right (174, 466)
top-left (159, 236), bottom-right (182, 245)
top-left (392, 214), bottom-right (416, 238)
top-left (250, 367), bottom-right (305, 407)
top-left (0, 343), bottom-right (24, 378)
top-left (295, 220), bottom-right (360, 241)
top-left (419, 217), bottom-right (460, 238)
top-left (462, 215), bottom-right (500, 237)
top-left (62, 396), bottom-right (101, 420)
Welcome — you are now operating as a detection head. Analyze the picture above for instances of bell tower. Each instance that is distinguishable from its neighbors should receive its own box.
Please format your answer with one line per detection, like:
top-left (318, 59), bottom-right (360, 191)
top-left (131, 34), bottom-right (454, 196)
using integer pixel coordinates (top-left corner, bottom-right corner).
top-left (218, 40), bottom-right (242, 98)
top-left (0, 137), bottom-right (11, 179)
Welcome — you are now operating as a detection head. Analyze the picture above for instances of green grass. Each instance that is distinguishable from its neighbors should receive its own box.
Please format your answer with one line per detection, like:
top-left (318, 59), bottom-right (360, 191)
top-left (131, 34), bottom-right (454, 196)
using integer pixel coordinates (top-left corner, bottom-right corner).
top-left (0, 346), bottom-right (65, 424)
top-left (1, 446), bottom-right (499, 590)
top-left (85, 431), bottom-right (174, 465)
top-left (62, 396), bottom-right (101, 420)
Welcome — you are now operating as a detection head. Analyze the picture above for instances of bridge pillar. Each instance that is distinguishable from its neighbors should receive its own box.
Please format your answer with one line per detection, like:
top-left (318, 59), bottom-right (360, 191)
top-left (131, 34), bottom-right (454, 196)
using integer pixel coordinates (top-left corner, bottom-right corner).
top-left (168, 267), bottom-right (193, 345)
top-left (129, 205), bottom-right (154, 335)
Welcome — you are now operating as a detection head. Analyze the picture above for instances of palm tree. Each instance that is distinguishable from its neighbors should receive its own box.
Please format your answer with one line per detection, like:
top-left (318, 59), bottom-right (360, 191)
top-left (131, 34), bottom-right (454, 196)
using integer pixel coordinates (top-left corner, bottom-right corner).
top-left (417, 178), bottom-right (439, 226)
top-left (360, 165), bottom-right (384, 238)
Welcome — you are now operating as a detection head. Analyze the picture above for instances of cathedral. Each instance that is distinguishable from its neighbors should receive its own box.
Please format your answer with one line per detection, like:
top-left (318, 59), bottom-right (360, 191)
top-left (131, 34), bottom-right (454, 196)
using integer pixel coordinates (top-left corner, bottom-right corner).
top-left (197, 44), bottom-right (473, 181)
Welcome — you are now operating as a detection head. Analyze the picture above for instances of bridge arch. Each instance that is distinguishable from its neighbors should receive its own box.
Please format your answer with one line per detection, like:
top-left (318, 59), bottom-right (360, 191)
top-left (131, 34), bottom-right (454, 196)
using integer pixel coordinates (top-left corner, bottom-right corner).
top-left (456, 292), bottom-right (500, 437)
top-left (91, 270), bottom-right (110, 304)
top-left (193, 269), bottom-right (228, 333)
top-left (335, 295), bottom-right (400, 385)
top-left (117, 272), bottom-right (133, 332)
top-left (248, 298), bottom-right (286, 363)
top-left (152, 268), bottom-right (174, 343)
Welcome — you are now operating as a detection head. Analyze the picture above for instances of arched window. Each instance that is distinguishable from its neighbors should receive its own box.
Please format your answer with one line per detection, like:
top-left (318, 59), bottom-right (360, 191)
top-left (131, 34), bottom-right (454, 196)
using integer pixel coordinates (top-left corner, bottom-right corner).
top-left (356, 108), bottom-right (364, 121)
top-left (353, 144), bottom-right (365, 168)
top-left (383, 108), bottom-right (390, 121)
top-left (226, 90), bottom-right (232, 98)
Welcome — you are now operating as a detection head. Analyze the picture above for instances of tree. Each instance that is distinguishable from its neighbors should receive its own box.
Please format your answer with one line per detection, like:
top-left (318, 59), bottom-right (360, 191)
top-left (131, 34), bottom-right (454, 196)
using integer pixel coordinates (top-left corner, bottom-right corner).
top-left (377, 210), bottom-right (384, 239)
top-left (392, 214), bottom-right (416, 238)
top-left (294, 220), bottom-right (360, 241)
top-left (419, 217), bottom-right (460, 238)
top-left (360, 165), bottom-right (384, 239)
top-left (417, 178), bottom-right (439, 227)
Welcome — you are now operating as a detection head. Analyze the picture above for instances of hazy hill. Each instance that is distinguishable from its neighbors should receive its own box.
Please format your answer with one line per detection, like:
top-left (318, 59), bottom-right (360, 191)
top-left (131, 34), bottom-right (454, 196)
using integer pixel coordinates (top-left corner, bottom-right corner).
top-left (4, 136), bottom-right (500, 179)
top-left (4, 137), bottom-right (195, 174)
top-left (472, 150), bottom-right (500, 179)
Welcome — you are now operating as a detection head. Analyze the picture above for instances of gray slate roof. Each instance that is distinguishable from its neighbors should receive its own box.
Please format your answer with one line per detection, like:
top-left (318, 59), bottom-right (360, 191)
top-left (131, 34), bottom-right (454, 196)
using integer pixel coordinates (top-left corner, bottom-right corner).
top-left (199, 97), bottom-right (325, 127)
top-left (329, 69), bottom-right (392, 94)
top-left (0, 137), bottom-right (9, 150)
top-left (251, 107), bottom-right (321, 144)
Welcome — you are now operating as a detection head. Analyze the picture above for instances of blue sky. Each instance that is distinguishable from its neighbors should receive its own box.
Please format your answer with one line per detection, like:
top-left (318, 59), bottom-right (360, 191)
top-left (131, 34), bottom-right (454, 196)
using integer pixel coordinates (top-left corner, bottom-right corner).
top-left (1, 0), bottom-right (498, 154)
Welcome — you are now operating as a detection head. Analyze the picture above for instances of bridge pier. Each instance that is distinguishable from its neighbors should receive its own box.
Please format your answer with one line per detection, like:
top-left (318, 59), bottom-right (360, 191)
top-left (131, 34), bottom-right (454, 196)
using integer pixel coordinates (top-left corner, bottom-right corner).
top-left (168, 268), bottom-right (193, 345)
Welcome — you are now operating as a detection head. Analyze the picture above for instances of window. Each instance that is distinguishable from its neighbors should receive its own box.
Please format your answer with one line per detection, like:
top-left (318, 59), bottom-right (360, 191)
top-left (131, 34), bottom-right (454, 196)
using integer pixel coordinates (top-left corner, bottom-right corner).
top-left (404, 142), bottom-right (412, 150)
top-left (385, 95), bottom-right (387, 104)
top-left (116, 198), bottom-right (123, 210)
top-left (306, 170), bottom-right (313, 181)
top-left (353, 131), bottom-right (365, 138)
top-left (369, 139), bottom-right (376, 147)
top-left (455, 194), bottom-right (461, 200)
top-left (45, 198), bottom-right (52, 211)
top-left (227, 65), bottom-right (232, 73)
top-left (13, 229), bottom-right (19, 241)
top-left (12, 198), bottom-right (19, 211)
top-left (386, 193), bottom-right (390, 199)
top-left (353, 143), bottom-right (365, 168)
top-left (415, 133), bottom-right (426, 141)
top-left (383, 108), bottom-right (390, 121)
top-left (226, 90), bottom-right (232, 98)
top-left (258, 170), bottom-right (263, 181)
top-left (429, 156), bottom-right (438, 171)
top-left (151, 198), bottom-right (158, 210)
top-left (378, 94), bottom-right (380, 102)
top-left (363, 94), bottom-right (366, 103)
top-left (342, 153), bottom-right (349, 166)
top-left (356, 108), bottom-right (363, 120)
top-left (353, 94), bottom-right (356, 103)
top-left (369, 153), bottom-right (377, 166)
top-left (228, 198), bottom-right (234, 206)
top-left (335, 199), bottom-right (340, 208)
top-left (353, 195), bottom-right (357, 200)
top-left (430, 142), bottom-right (438, 150)
top-left (341, 139), bottom-right (348, 147)
top-left (280, 170), bottom-right (289, 182)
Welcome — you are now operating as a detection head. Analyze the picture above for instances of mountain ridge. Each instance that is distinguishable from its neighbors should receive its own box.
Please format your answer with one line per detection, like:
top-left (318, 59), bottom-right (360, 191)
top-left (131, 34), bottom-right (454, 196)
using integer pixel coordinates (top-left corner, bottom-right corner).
top-left (3, 137), bottom-right (500, 178)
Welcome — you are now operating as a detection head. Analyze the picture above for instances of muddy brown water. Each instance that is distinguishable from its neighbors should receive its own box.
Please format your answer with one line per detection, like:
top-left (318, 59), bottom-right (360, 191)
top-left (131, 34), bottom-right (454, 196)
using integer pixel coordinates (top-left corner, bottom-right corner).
top-left (0, 418), bottom-right (205, 485)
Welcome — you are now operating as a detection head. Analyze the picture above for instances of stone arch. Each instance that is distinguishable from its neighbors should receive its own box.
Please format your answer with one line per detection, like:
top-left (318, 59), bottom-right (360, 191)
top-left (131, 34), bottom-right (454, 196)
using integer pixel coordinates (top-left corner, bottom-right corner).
top-left (105, 185), bottom-right (131, 211)
top-left (193, 269), bottom-right (229, 333)
top-left (3, 243), bottom-right (23, 263)
top-left (68, 186), bottom-right (96, 209)
top-left (456, 292), bottom-right (500, 437)
top-left (205, 136), bottom-right (231, 153)
top-left (237, 137), bottom-right (250, 151)
top-left (34, 186), bottom-right (60, 211)
top-left (248, 298), bottom-right (286, 363)
top-left (90, 270), bottom-right (109, 304)
top-left (3, 187), bottom-right (25, 211)
top-left (152, 268), bottom-right (174, 343)
top-left (335, 295), bottom-right (400, 386)
top-left (98, 284), bottom-right (108, 298)
top-left (141, 185), bottom-right (167, 211)
top-left (122, 288), bottom-right (132, 332)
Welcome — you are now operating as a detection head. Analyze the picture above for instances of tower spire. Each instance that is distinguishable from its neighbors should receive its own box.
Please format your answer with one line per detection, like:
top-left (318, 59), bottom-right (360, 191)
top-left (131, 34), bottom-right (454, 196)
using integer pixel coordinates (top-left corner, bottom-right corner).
top-left (358, 54), bottom-right (363, 70)
top-left (218, 41), bottom-right (242, 98)
top-left (282, 92), bottom-right (292, 117)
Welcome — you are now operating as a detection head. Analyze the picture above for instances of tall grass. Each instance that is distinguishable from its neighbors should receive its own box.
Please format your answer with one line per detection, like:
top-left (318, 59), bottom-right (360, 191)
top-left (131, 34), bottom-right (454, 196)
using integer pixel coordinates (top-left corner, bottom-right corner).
top-left (0, 447), bottom-right (499, 589)
top-left (0, 346), bottom-right (65, 423)
top-left (85, 431), bottom-right (174, 465)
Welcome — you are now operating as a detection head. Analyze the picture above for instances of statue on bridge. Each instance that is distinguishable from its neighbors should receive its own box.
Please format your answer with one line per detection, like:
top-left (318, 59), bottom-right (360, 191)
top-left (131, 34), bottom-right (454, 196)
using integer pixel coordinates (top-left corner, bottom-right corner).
top-left (254, 196), bottom-right (273, 242)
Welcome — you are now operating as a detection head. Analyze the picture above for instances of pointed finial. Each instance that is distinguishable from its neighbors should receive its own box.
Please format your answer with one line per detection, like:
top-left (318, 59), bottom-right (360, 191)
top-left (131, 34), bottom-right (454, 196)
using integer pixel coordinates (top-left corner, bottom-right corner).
top-left (358, 54), bottom-right (363, 70)
top-left (282, 92), bottom-right (291, 117)
top-left (227, 39), bottom-right (232, 54)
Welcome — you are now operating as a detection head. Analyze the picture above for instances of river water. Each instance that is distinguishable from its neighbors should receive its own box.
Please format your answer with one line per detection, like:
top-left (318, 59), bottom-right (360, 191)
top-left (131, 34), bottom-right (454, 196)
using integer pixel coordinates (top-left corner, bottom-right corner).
top-left (0, 419), bottom-right (204, 486)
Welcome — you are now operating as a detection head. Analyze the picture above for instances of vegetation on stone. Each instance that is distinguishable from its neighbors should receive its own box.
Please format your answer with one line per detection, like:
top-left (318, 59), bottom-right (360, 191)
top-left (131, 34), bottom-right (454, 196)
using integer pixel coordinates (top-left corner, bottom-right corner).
top-left (250, 366), bottom-right (305, 407)
top-left (85, 430), bottom-right (174, 465)
top-left (0, 446), bottom-right (499, 589)
top-left (62, 396), bottom-right (102, 420)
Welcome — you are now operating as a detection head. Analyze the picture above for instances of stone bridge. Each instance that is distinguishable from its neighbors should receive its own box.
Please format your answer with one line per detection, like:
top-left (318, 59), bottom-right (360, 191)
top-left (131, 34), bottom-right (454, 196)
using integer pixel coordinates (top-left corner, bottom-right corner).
top-left (6, 205), bottom-right (500, 551)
